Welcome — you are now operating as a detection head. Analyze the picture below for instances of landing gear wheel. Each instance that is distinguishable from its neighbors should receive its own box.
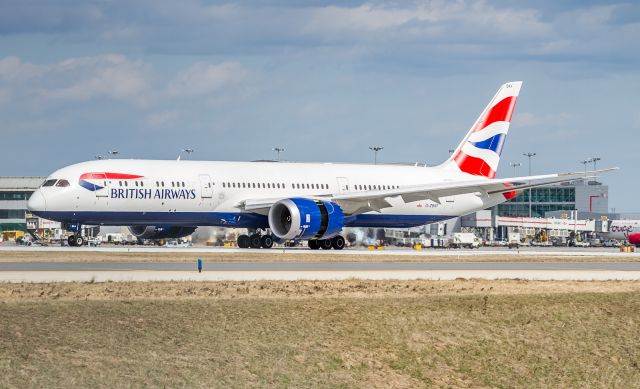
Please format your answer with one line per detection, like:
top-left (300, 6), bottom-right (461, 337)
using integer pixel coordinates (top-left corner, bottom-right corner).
top-left (68, 235), bottom-right (76, 247)
top-left (74, 236), bottom-right (85, 246)
top-left (237, 235), bottom-right (250, 249)
top-left (260, 235), bottom-right (274, 249)
top-left (308, 240), bottom-right (320, 250)
top-left (331, 235), bottom-right (345, 250)
top-left (320, 239), bottom-right (333, 250)
top-left (249, 234), bottom-right (262, 249)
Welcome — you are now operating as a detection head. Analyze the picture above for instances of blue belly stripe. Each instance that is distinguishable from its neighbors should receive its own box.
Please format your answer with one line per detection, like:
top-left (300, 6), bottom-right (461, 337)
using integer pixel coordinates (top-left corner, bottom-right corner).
top-left (32, 210), bottom-right (454, 229)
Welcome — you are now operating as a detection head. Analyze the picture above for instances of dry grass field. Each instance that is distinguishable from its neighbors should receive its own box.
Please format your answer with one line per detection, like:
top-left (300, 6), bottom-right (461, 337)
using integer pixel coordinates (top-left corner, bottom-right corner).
top-left (0, 249), bottom-right (638, 263)
top-left (1, 280), bottom-right (640, 388)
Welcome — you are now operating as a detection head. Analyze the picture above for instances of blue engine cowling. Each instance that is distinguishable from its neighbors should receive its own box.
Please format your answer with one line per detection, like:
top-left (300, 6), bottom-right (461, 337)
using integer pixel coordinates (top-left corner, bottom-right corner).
top-left (268, 198), bottom-right (344, 240)
top-left (128, 226), bottom-right (197, 240)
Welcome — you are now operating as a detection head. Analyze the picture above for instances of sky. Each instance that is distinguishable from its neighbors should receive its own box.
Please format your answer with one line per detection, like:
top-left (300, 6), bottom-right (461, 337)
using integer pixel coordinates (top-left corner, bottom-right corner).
top-left (0, 0), bottom-right (638, 211)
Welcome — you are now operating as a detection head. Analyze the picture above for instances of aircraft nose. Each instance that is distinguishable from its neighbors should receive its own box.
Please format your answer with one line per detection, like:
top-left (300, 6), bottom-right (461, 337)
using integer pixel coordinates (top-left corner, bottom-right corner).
top-left (27, 190), bottom-right (47, 213)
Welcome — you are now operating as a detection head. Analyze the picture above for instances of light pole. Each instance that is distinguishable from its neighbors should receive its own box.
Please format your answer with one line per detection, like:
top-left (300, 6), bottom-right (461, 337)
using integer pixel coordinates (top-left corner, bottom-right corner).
top-left (509, 162), bottom-right (522, 177)
top-left (523, 152), bottom-right (536, 217)
top-left (580, 159), bottom-right (591, 185)
top-left (591, 157), bottom-right (601, 182)
top-left (181, 148), bottom-right (194, 159)
top-left (272, 147), bottom-right (285, 161)
top-left (369, 146), bottom-right (384, 164)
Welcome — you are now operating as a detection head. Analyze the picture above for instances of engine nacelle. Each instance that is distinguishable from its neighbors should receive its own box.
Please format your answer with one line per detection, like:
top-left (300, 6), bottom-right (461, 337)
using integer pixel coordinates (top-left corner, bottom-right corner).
top-left (628, 233), bottom-right (640, 246)
top-left (128, 226), bottom-right (197, 240)
top-left (268, 198), bottom-right (344, 240)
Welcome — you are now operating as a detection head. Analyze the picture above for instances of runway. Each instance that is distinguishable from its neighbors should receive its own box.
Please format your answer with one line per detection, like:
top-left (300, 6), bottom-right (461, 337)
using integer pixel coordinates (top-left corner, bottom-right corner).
top-left (1, 245), bottom-right (638, 258)
top-left (2, 261), bottom-right (640, 282)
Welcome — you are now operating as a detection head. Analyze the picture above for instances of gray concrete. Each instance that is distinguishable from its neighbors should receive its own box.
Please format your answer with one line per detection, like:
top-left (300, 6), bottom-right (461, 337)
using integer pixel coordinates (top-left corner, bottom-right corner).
top-left (2, 261), bottom-right (640, 271)
top-left (2, 261), bottom-right (640, 283)
top-left (1, 245), bottom-right (638, 258)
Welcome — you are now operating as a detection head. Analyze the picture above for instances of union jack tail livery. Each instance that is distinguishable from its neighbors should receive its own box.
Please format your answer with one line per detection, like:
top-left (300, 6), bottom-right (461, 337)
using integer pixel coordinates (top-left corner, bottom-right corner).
top-left (442, 81), bottom-right (522, 178)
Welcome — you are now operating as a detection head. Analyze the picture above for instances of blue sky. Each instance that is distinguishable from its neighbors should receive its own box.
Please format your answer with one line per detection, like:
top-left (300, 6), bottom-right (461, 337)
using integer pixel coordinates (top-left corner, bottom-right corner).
top-left (0, 1), bottom-right (638, 211)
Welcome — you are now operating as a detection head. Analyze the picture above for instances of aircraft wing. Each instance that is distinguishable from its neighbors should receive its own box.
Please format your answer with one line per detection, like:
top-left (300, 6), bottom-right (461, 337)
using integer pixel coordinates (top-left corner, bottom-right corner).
top-left (238, 168), bottom-right (617, 215)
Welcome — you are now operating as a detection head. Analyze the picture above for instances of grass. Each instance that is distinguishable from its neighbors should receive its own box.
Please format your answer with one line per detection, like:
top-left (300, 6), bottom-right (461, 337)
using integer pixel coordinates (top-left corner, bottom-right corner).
top-left (1, 281), bottom-right (639, 388)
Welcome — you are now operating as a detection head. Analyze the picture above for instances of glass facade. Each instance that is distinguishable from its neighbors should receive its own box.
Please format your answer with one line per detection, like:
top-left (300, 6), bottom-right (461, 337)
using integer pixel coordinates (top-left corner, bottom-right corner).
top-left (496, 187), bottom-right (576, 218)
top-left (0, 191), bottom-right (33, 200)
top-left (0, 209), bottom-right (26, 219)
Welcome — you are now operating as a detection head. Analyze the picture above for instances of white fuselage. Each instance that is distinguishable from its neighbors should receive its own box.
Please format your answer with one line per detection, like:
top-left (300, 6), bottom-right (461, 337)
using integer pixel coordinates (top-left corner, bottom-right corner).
top-left (28, 159), bottom-right (509, 229)
top-left (604, 220), bottom-right (640, 240)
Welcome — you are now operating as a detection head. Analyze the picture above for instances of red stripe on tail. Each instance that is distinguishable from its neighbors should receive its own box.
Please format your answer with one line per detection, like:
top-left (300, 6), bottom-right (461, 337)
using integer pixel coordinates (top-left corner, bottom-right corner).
top-left (472, 96), bottom-right (517, 132)
top-left (454, 152), bottom-right (496, 178)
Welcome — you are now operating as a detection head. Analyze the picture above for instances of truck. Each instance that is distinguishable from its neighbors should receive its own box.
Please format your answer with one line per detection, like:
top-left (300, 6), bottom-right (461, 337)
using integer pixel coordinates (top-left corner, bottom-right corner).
top-left (507, 232), bottom-right (522, 249)
top-left (449, 233), bottom-right (481, 249)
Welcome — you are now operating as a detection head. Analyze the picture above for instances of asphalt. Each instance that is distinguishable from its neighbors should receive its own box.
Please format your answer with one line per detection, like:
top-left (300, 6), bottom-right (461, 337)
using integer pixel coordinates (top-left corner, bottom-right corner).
top-left (2, 261), bottom-right (640, 271)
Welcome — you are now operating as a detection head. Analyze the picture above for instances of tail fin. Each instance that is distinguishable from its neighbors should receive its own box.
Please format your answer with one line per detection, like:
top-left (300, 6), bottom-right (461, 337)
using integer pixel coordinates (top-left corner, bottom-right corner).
top-left (441, 81), bottom-right (522, 178)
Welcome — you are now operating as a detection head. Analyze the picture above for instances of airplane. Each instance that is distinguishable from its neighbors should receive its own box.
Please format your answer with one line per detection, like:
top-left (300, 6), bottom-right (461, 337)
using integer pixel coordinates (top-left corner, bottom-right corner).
top-left (604, 220), bottom-right (640, 246)
top-left (27, 81), bottom-right (616, 249)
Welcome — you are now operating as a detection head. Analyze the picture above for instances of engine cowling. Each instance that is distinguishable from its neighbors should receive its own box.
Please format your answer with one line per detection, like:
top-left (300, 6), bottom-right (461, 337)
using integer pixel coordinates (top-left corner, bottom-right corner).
top-left (128, 226), bottom-right (197, 240)
top-left (268, 198), bottom-right (344, 240)
top-left (628, 233), bottom-right (640, 246)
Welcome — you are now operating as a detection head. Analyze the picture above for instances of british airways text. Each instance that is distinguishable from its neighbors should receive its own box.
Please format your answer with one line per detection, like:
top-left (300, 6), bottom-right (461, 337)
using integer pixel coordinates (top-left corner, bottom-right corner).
top-left (110, 188), bottom-right (196, 200)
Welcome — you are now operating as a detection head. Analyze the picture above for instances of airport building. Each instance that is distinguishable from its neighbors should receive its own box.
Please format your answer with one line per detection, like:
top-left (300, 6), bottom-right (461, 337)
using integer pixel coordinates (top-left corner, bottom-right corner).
top-left (492, 180), bottom-right (608, 218)
top-left (0, 176), bottom-right (46, 240)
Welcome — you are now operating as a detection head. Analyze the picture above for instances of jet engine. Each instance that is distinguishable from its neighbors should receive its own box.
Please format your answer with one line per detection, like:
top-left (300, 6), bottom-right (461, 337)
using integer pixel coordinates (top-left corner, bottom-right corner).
top-left (128, 226), bottom-right (197, 240)
top-left (628, 233), bottom-right (640, 246)
top-left (268, 198), bottom-right (344, 240)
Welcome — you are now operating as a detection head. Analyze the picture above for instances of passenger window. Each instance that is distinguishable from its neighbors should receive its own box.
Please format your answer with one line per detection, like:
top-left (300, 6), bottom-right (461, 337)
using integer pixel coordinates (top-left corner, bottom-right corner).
top-left (42, 179), bottom-right (57, 187)
top-left (55, 179), bottom-right (70, 187)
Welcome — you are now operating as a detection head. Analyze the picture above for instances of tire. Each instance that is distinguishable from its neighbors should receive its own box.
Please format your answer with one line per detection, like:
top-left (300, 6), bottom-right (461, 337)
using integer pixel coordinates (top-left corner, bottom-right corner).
top-left (68, 235), bottom-right (76, 247)
top-left (308, 240), bottom-right (320, 250)
top-left (237, 235), bottom-right (250, 249)
top-left (260, 235), bottom-right (274, 249)
top-left (75, 236), bottom-right (85, 246)
top-left (320, 239), bottom-right (333, 250)
top-left (331, 235), bottom-right (345, 250)
top-left (249, 234), bottom-right (262, 249)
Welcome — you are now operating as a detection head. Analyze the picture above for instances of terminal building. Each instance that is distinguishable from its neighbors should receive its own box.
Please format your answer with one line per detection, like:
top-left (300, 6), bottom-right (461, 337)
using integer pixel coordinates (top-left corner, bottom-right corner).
top-left (0, 177), bottom-right (46, 240)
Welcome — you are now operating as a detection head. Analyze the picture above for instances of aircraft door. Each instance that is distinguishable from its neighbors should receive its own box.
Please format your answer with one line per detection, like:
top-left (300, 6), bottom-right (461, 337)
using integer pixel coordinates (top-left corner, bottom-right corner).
top-left (336, 177), bottom-right (350, 193)
top-left (199, 174), bottom-right (213, 198)
top-left (93, 173), bottom-right (109, 197)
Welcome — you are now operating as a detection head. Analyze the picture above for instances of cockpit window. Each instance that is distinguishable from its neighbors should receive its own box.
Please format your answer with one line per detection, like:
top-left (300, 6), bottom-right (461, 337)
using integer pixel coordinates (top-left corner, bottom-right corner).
top-left (42, 179), bottom-right (57, 187)
top-left (55, 179), bottom-right (70, 187)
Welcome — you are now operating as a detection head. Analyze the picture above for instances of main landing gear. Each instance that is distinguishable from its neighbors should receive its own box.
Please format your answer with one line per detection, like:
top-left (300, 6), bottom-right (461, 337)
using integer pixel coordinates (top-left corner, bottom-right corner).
top-left (237, 233), bottom-right (274, 249)
top-left (308, 235), bottom-right (345, 250)
top-left (236, 232), bottom-right (345, 250)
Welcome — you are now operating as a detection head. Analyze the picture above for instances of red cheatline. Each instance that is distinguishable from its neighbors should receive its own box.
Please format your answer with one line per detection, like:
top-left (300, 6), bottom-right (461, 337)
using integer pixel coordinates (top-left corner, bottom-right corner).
top-left (79, 172), bottom-right (144, 180)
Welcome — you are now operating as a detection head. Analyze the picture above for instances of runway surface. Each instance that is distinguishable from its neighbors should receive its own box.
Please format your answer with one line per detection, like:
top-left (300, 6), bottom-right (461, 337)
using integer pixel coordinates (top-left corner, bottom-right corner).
top-left (1, 261), bottom-right (640, 282)
top-left (2, 245), bottom-right (638, 257)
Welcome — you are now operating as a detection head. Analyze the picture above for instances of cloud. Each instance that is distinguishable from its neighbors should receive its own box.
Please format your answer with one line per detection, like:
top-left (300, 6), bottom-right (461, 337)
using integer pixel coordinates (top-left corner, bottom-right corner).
top-left (0, 54), bottom-right (151, 104)
top-left (168, 62), bottom-right (248, 97)
top-left (514, 112), bottom-right (573, 128)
